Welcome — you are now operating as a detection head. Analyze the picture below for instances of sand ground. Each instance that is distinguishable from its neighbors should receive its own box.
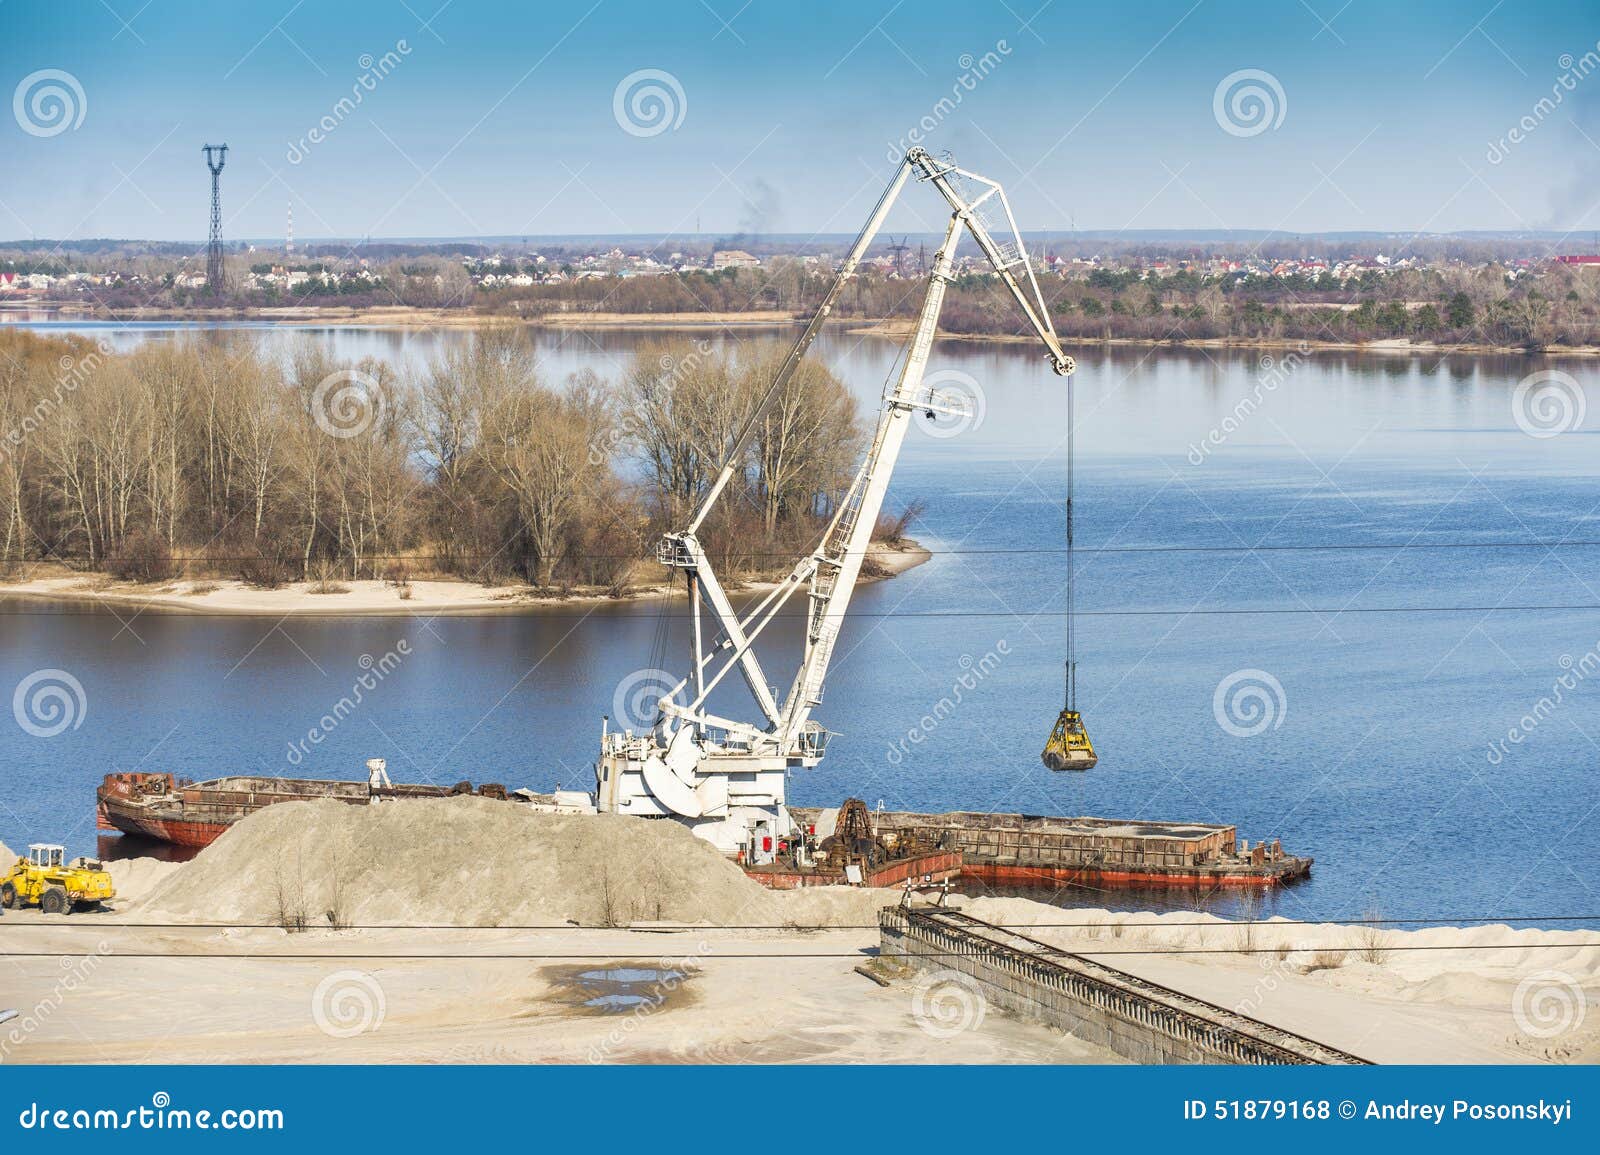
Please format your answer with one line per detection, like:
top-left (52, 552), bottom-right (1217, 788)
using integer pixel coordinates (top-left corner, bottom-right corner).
top-left (0, 917), bottom-right (1114, 1064)
top-left (4, 804), bottom-right (1594, 1066)
top-left (1, 862), bottom-right (1591, 1064)
top-left (961, 897), bottom-right (1599, 1065)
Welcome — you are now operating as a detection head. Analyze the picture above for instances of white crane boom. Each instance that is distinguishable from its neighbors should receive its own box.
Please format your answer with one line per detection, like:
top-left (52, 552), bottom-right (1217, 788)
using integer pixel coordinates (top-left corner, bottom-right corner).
top-left (596, 148), bottom-right (1074, 859)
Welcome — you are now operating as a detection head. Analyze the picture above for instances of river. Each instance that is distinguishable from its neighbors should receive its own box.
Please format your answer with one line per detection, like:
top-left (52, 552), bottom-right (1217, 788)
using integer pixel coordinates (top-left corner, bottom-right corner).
top-left (3, 315), bottom-right (1598, 924)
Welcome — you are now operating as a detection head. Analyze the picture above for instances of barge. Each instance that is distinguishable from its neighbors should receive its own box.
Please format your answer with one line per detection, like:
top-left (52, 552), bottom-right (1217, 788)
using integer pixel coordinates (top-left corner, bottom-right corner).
top-left (94, 767), bottom-right (548, 848)
top-left (97, 772), bottom-right (1307, 892)
top-left (744, 849), bottom-right (962, 890)
top-left (790, 807), bottom-right (1310, 889)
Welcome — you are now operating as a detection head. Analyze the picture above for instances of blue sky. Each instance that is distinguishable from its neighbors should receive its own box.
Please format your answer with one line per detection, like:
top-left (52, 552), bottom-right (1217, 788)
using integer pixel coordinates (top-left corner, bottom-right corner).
top-left (3, 0), bottom-right (1600, 242)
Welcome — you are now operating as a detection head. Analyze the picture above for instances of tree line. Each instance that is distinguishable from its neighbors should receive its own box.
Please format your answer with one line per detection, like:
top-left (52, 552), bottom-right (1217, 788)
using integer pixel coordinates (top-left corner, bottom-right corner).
top-left (25, 242), bottom-right (1600, 350)
top-left (481, 260), bottom-right (1600, 349)
top-left (0, 329), bottom-right (867, 591)
top-left (1024, 262), bottom-right (1600, 349)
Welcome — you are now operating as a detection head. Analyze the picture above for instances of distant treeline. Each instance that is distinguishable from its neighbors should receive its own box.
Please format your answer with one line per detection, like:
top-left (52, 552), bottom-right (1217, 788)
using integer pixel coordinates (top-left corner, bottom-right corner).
top-left (17, 244), bottom-right (1600, 348)
top-left (0, 329), bottom-right (870, 590)
top-left (1029, 264), bottom-right (1600, 349)
top-left (480, 260), bottom-right (1600, 350)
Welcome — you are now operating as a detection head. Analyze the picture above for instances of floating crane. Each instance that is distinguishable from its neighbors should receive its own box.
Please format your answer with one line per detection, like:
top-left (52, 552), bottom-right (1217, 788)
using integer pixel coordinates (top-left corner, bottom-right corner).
top-left (595, 147), bottom-right (1081, 859)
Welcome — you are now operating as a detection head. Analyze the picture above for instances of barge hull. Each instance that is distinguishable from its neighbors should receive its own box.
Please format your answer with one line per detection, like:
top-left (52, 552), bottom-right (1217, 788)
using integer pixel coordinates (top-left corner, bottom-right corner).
top-left (95, 772), bottom-right (487, 850)
top-left (962, 859), bottom-right (1309, 890)
top-left (745, 850), bottom-right (961, 891)
top-left (791, 807), bottom-right (1310, 889)
top-left (98, 803), bottom-right (231, 848)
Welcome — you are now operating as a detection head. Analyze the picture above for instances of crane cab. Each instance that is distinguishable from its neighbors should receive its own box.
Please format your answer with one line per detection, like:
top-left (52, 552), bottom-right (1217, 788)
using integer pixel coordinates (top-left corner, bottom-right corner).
top-left (1042, 709), bottom-right (1097, 771)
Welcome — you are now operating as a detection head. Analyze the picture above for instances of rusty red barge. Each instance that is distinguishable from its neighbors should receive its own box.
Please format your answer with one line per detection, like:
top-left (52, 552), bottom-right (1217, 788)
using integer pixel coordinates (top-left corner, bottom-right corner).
top-left (98, 774), bottom-right (1308, 892)
top-left (96, 771), bottom-right (518, 848)
top-left (790, 807), bottom-right (1310, 889)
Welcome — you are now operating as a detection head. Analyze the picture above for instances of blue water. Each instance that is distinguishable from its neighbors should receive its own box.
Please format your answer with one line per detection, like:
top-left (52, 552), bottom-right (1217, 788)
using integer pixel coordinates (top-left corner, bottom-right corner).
top-left (1, 323), bottom-right (1597, 926)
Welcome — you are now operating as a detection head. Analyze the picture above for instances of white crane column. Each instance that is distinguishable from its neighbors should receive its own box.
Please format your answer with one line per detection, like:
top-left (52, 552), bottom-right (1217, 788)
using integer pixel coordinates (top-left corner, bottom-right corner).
top-left (780, 210), bottom-right (965, 741)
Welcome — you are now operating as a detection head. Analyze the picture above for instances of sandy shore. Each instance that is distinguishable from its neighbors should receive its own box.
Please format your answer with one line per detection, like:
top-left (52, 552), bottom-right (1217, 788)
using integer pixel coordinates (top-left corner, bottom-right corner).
top-left (0, 542), bottom-right (930, 617)
top-left (2, 876), bottom-right (1590, 1064)
top-left (2, 820), bottom-right (1106, 1064)
top-left (32, 304), bottom-right (1591, 355)
top-left (0, 918), bottom-right (1113, 1064)
top-left (533, 310), bottom-right (797, 329)
top-left (2, 815), bottom-right (1594, 1065)
top-left (36, 304), bottom-right (799, 331)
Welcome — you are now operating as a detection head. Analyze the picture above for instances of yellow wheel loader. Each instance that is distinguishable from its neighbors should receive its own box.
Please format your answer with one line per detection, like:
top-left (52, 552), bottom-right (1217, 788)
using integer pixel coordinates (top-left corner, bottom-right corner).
top-left (0, 844), bottom-right (115, 914)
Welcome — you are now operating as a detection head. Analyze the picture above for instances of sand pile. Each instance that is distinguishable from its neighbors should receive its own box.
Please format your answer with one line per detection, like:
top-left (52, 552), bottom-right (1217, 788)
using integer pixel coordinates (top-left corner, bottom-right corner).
top-left (107, 857), bottom-right (183, 906)
top-left (0, 841), bottom-right (13, 865)
top-left (140, 796), bottom-right (888, 928)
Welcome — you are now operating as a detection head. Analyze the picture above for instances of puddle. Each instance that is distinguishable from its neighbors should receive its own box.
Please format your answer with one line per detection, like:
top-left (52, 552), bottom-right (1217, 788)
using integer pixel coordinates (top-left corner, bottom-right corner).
top-left (581, 968), bottom-right (682, 986)
top-left (541, 962), bottom-right (696, 1016)
top-left (585, 993), bottom-right (656, 1010)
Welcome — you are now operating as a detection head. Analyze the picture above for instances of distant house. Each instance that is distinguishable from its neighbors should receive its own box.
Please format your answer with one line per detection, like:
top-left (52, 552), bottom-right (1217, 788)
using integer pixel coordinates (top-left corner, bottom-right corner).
top-left (1555, 254), bottom-right (1600, 265)
top-left (711, 249), bottom-right (759, 270)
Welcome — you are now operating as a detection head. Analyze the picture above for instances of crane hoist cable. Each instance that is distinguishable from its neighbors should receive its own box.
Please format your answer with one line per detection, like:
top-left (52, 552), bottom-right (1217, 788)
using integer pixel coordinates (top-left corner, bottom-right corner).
top-left (1066, 368), bottom-right (1076, 710)
top-left (1042, 372), bottom-right (1097, 771)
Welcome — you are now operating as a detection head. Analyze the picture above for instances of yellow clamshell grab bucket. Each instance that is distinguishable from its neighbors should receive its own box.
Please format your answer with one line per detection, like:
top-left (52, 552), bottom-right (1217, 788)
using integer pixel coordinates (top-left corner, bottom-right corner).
top-left (1042, 708), bottom-right (1096, 771)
